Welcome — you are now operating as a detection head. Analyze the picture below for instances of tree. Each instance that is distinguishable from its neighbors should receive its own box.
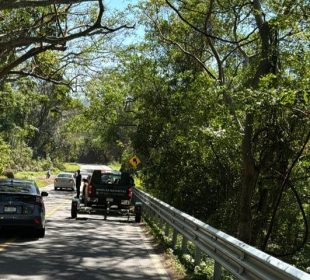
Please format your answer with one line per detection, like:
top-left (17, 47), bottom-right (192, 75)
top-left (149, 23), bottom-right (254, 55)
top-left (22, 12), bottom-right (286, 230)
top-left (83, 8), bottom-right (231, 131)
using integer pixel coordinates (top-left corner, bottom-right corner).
top-left (133, 0), bottom-right (310, 254)
top-left (0, 0), bottom-right (133, 87)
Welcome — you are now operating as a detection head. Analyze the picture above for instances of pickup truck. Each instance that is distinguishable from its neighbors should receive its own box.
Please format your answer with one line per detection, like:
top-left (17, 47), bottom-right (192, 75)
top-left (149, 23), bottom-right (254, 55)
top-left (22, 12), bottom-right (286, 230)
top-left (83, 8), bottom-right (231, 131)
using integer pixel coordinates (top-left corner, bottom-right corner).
top-left (82, 169), bottom-right (134, 210)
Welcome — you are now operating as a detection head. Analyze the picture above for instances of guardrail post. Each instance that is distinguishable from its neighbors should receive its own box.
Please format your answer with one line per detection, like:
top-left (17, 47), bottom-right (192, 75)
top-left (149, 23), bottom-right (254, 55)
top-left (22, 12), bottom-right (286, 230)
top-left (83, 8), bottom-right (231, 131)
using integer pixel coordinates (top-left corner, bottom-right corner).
top-left (172, 229), bottom-right (178, 249)
top-left (144, 207), bottom-right (150, 221)
top-left (181, 236), bottom-right (188, 253)
top-left (213, 261), bottom-right (222, 280)
top-left (164, 223), bottom-right (170, 237)
top-left (157, 214), bottom-right (164, 229)
top-left (194, 247), bottom-right (202, 265)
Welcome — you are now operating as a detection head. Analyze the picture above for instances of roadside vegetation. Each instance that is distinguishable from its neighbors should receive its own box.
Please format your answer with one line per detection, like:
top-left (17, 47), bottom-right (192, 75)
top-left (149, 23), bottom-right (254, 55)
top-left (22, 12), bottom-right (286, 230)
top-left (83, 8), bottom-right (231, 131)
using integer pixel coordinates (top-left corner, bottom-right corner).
top-left (0, 0), bottom-right (309, 274)
top-left (10, 163), bottom-right (80, 188)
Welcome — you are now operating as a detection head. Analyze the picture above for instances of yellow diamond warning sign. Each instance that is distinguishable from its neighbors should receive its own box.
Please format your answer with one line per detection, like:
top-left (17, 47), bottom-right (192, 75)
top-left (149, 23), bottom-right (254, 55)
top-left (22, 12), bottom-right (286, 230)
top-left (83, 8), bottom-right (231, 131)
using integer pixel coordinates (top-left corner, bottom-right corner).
top-left (129, 155), bottom-right (141, 169)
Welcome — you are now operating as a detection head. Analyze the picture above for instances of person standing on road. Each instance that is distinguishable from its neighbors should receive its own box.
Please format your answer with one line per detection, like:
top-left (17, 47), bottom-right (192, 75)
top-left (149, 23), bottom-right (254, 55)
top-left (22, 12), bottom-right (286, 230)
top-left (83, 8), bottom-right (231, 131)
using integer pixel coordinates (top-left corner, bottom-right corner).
top-left (46, 168), bottom-right (51, 179)
top-left (75, 170), bottom-right (82, 198)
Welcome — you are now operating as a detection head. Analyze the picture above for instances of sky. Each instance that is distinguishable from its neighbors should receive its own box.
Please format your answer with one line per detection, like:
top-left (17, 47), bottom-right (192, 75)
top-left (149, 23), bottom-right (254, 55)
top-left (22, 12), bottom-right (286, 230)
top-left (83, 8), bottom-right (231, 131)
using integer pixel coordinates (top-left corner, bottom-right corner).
top-left (105, 0), bottom-right (137, 11)
top-left (105, 0), bottom-right (145, 44)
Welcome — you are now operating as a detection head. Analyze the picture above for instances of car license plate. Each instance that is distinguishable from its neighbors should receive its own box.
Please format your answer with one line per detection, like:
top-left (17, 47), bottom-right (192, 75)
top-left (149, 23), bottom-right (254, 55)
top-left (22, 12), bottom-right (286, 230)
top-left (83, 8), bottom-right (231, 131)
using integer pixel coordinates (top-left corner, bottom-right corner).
top-left (121, 200), bottom-right (130, 205)
top-left (106, 198), bottom-right (113, 202)
top-left (4, 206), bottom-right (16, 213)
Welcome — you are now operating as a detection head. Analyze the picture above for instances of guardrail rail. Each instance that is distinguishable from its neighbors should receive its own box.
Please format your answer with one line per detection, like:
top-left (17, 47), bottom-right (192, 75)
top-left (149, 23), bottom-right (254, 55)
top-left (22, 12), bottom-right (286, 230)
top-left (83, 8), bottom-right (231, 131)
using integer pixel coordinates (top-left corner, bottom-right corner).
top-left (133, 187), bottom-right (310, 280)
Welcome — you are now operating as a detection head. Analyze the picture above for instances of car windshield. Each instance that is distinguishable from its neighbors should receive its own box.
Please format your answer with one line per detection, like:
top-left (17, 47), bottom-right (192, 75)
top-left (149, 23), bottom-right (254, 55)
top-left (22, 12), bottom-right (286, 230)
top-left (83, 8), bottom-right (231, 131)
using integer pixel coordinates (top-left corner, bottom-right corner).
top-left (0, 184), bottom-right (34, 194)
top-left (57, 173), bottom-right (73, 178)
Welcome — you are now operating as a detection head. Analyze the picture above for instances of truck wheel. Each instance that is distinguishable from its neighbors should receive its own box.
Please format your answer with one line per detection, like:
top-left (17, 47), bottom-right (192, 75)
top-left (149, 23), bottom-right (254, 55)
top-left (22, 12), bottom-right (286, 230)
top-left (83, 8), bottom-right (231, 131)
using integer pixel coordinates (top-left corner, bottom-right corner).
top-left (71, 201), bottom-right (77, 219)
top-left (134, 204), bottom-right (142, 223)
top-left (135, 212), bottom-right (141, 223)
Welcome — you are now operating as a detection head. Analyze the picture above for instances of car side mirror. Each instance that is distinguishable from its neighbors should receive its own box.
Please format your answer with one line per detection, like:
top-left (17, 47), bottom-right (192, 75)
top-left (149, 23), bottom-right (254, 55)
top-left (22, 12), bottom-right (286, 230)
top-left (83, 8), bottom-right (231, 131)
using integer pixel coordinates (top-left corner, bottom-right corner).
top-left (41, 191), bottom-right (48, 197)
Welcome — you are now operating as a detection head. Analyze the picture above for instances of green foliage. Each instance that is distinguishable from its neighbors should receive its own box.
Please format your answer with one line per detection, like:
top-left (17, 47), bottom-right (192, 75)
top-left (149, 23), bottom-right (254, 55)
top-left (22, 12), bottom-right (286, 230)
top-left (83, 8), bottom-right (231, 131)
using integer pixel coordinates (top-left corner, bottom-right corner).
top-left (62, 163), bottom-right (80, 172)
top-left (0, 137), bottom-right (11, 174)
top-left (108, 161), bottom-right (121, 171)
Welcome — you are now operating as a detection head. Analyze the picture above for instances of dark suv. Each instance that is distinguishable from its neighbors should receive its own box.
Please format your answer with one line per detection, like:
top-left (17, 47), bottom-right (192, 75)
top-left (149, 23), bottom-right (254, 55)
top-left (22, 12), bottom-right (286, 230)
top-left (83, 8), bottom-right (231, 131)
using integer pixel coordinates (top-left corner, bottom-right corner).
top-left (0, 179), bottom-right (48, 238)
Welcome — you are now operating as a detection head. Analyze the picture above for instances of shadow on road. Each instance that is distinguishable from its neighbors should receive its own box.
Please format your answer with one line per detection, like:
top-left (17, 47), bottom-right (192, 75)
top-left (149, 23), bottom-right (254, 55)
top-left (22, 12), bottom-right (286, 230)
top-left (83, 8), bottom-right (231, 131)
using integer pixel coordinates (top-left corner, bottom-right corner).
top-left (0, 212), bottom-right (170, 280)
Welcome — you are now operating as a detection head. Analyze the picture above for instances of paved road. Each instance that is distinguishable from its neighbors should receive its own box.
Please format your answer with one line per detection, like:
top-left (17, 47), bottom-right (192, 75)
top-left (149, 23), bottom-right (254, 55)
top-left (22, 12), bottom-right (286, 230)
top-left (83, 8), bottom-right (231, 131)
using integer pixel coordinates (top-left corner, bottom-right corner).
top-left (0, 171), bottom-right (171, 280)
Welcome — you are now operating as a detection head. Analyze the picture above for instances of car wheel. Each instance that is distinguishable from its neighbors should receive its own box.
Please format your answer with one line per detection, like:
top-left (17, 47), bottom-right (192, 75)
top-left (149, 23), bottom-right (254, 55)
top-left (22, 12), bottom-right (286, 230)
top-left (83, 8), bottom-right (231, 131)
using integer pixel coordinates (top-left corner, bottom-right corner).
top-left (36, 228), bottom-right (45, 238)
top-left (54, 187), bottom-right (58, 190)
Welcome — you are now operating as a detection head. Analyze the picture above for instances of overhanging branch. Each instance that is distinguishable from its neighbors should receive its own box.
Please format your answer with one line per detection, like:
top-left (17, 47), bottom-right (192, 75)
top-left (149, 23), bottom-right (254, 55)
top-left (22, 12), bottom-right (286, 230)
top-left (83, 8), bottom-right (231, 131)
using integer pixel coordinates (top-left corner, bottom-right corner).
top-left (0, 0), bottom-right (96, 10)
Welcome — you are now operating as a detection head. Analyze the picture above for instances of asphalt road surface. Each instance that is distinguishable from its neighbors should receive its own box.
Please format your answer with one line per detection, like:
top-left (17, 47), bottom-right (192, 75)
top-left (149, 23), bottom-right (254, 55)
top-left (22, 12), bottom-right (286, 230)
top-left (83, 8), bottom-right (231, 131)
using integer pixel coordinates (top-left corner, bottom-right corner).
top-left (0, 167), bottom-right (171, 280)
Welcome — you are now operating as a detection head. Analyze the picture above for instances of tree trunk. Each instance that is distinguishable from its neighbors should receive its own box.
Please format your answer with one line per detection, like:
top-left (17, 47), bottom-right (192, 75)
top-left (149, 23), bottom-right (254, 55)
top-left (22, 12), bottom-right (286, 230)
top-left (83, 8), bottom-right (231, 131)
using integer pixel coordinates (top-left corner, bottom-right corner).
top-left (238, 113), bottom-right (258, 243)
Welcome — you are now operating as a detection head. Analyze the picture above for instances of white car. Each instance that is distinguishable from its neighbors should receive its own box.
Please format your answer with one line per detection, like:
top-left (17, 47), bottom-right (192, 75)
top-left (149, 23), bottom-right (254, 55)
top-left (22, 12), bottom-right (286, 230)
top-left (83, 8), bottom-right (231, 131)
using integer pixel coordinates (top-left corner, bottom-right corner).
top-left (54, 172), bottom-right (75, 191)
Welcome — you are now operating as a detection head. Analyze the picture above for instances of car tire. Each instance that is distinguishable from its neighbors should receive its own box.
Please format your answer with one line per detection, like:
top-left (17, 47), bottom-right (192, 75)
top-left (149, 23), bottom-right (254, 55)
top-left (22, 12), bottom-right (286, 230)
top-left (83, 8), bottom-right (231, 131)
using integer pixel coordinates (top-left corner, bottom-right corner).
top-left (36, 228), bottom-right (45, 238)
top-left (54, 187), bottom-right (58, 190)
top-left (135, 212), bottom-right (141, 223)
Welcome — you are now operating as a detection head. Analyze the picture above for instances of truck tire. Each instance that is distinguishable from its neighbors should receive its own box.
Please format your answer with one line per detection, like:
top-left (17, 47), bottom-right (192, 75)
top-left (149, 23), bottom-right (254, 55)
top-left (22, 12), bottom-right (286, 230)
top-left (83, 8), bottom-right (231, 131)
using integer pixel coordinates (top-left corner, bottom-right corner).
top-left (135, 212), bottom-right (141, 223)
top-left (71, 201), bottom-right (77, 219)
top-left (134, 203), bottom-right (142, 223)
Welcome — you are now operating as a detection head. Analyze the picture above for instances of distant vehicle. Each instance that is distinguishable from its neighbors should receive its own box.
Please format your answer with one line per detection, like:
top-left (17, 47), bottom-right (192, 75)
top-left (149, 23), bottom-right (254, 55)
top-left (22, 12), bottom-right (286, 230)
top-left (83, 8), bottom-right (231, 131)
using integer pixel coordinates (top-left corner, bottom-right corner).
top-left (0, 179), bottom-right (48, 238)
top-left (54, 172), bottom-right (75, 191)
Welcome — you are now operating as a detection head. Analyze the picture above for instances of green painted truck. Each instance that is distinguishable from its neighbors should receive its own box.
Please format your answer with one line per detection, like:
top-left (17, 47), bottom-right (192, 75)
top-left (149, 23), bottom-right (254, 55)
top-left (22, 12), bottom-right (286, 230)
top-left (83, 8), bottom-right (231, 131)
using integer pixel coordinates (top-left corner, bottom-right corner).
top-left (71, 169), bottom-right (142, 222)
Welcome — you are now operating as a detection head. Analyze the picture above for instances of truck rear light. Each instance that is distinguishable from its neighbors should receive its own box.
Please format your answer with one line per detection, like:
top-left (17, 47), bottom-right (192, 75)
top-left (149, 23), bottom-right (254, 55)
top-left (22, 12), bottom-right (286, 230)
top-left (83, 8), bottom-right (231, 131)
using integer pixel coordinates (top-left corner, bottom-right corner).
top-left (127, 187), bottom-right (133, 199)
top-left (88, 184), bottom-right (93, 195)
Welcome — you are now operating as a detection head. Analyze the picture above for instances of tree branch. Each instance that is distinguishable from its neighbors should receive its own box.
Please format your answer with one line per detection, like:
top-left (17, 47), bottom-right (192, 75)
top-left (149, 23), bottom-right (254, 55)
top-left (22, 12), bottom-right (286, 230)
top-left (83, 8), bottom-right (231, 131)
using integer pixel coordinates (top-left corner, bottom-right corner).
top-left (0, 0), bottom-right (96, 10)
top-left (9, 70), bottom-right (74, 90)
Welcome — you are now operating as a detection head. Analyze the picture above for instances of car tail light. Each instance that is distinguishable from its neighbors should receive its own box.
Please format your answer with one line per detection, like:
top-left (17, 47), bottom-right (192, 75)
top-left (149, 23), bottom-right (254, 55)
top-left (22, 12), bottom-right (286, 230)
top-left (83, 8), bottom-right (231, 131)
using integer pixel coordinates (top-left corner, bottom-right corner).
top-left (127, 187), bottom-right (133, 199)
top-left (34, 217), bottom-right (41, 224)
top-left (88, 184), bottom-right (93, 195)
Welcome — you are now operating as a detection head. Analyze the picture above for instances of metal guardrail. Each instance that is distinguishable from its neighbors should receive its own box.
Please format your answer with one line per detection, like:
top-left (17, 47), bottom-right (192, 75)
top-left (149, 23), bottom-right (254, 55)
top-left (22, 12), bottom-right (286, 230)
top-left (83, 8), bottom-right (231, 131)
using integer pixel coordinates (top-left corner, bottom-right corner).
top-left (133, 187), bottom-right (310, 280)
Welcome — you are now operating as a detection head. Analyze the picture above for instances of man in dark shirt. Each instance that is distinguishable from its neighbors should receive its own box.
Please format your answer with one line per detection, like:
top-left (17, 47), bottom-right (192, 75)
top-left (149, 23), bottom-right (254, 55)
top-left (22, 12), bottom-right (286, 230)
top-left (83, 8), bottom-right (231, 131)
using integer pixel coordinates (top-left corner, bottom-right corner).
top-left (75, 170), bottom-right (82, 198)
